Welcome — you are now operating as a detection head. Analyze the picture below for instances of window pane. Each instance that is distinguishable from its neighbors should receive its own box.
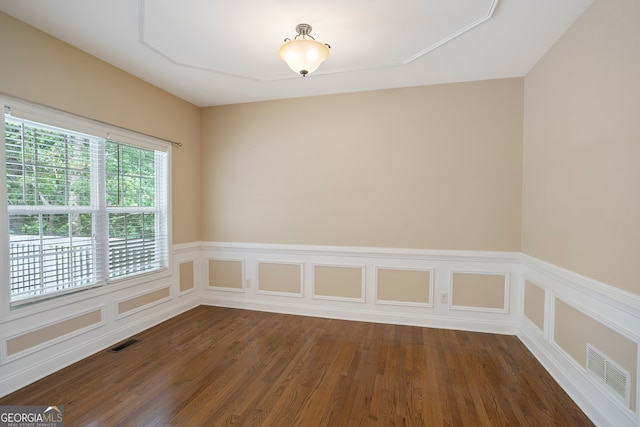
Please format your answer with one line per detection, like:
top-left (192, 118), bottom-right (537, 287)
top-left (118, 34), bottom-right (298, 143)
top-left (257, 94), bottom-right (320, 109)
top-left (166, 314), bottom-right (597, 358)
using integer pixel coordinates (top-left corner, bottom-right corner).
top-left (69, 169), bottom-right (91, 206)
top-left (141, 150), bottom-right (155, 176)
top-left (5, 118), bottom-right (93, 208)
top-left (105, 141), bottom-right (121, 205)
top-left (42, 213), bottom-right (69, 236)
top-left (105, 141), bottom-right (156, 208)
top-left (67, 139), bottom-right (92, 206)
top-left (41, 214), bottom-right (72, 293)
top-left (9, 215), bottom-right (41, 299)
top-left (122, 175), bottom-right (141, 206)
top-left (5, 121), bottom-right (25, 204)
top-left (9, 214), bottom-right (39, 236)
top-left (105, 142), bottom-right (119, 173)
top-left (9, 213), bottom-right (97, 302)
top-left (37, 166), bottom-right (67, 206)
top-left (105, 173), bottom-right (119, 207)
top-left (72, 213), bottom-right (93, 238)
top-left (120, 145), bottom-right (140, 175)
top-left (23, 166), bottom-right (37, 206)
top-left (141, 177), bottom-right (155, 206)
top-left (109, 212), bottom-right (160, 279)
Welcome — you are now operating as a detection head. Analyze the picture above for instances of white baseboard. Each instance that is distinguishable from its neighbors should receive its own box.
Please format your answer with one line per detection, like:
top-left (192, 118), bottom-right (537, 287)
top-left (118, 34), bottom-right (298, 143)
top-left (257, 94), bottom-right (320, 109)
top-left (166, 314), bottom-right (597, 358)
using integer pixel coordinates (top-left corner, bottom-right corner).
top-left (201, 294), bottom-right (518, 335)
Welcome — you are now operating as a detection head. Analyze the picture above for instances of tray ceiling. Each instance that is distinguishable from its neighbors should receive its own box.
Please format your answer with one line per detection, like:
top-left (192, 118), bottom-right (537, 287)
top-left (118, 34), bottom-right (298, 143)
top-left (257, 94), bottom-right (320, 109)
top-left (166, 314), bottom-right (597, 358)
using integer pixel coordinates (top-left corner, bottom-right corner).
top-left (0, 0), bottom-right (593, 106)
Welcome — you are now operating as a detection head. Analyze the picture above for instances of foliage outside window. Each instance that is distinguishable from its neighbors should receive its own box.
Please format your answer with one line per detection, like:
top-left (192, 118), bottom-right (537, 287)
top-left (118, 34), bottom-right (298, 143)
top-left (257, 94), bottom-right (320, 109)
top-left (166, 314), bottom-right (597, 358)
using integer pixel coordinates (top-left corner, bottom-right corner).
top-left (3, 103), bottom-right (169, 306)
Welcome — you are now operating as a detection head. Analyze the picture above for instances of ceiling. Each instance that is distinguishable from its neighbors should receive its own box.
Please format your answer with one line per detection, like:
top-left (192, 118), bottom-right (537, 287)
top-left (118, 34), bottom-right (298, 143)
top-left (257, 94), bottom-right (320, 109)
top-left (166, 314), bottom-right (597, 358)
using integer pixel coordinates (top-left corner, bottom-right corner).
top-left (0, 0), bottom-right (593, 107)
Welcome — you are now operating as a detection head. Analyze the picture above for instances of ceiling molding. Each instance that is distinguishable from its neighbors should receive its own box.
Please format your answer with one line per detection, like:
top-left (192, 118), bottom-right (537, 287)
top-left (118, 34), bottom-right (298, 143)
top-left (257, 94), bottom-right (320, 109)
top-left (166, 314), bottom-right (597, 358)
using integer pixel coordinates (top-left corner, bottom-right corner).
top-left (0, 0), bottom-right (594, 106)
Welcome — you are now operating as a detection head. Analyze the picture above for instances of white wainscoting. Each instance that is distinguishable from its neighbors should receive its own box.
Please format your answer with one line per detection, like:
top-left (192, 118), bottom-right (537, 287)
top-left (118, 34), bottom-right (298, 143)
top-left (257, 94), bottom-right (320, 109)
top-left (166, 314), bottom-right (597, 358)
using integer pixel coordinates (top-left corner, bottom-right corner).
top-left (202, 242), bottom-right (640, 427)
top-left (4, 239), bottom-right (638, 427)
top-left (201, 242), bottom-right (522, 334)
top-left (519, 255), bottom-right (640, 427)
top-left (0, 242), bottom-right (202, 398)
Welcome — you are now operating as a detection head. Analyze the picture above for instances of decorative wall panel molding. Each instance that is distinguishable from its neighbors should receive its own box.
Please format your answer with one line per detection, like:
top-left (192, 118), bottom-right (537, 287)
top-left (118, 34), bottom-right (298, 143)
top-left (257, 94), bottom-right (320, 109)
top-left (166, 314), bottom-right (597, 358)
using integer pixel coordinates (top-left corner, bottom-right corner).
top-left (519, 255), bottom-right (640, 427)
top-left (206, 258), bottom-right (245, 292)
top-left (375, 266), bottom-right (433, 307)
top-left (201, 242), bottom-right (521, 334)
top-left (117, 286), bottom-right (172, 318)
top-left (449, 270), bottom-right (510, 313)
top-left (3, 307), bottom-right (105, 361)
top-left (174, 242), bottom-right (202, 297)
top-left (312, 263), bottom-right (366, 302)
top-left (256, 260), bottom-right (304, 297)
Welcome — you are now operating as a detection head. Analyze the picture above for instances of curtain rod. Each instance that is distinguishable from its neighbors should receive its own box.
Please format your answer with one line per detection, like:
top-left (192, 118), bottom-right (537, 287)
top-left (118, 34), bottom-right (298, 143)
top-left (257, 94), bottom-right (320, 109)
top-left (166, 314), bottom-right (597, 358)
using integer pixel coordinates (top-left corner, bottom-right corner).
top-left (1, 93), bottom-right (183, 147)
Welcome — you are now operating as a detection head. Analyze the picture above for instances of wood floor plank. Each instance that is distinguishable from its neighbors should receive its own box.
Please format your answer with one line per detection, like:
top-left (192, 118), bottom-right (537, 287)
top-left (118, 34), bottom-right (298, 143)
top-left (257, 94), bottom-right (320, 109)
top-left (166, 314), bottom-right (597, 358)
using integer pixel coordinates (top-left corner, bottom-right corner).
top-left (0, 306), bottom-right (593, 426)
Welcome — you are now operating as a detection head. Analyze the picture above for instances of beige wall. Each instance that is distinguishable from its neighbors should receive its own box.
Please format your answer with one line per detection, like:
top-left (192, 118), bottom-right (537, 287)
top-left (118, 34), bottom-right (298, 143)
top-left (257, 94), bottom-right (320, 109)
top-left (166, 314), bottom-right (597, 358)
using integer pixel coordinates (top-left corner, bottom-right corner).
top-left (522, 0), bottom-right (640, 295)
top-left (201, 78), bottom-right (523, 251)
top-left (0, 12), bottom-right (201, 244)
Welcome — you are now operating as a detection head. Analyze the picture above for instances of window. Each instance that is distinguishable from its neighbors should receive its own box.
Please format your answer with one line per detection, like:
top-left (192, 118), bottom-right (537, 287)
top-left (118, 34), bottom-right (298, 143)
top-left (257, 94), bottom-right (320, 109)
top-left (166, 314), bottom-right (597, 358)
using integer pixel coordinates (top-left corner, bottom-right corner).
top-left (2, 100), bottom-right (169, 306)
top-left (106, 141), bottom-right (167, 279)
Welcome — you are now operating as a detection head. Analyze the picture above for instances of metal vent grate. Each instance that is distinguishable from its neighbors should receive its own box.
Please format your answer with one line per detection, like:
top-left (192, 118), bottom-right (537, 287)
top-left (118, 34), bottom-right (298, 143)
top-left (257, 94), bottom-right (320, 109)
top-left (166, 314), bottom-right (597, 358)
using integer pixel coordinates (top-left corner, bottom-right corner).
top-left (586, 344), bottom-right (631, 407)
top-left (108, 339), bottom-right (139, 353)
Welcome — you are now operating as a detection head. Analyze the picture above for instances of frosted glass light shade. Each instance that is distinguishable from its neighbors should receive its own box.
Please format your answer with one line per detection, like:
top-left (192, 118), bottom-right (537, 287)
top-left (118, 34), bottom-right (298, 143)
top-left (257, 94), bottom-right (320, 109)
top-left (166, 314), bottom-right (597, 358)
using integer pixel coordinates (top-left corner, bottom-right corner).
top-left (278, 38), bottom-right (330, 76)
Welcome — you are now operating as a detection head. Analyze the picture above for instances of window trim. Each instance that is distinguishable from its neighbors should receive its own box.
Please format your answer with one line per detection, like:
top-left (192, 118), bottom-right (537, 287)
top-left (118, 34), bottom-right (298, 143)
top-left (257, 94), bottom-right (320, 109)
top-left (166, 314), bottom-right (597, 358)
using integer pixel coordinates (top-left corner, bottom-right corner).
top-left (1, 96), bottom-right (173, 311)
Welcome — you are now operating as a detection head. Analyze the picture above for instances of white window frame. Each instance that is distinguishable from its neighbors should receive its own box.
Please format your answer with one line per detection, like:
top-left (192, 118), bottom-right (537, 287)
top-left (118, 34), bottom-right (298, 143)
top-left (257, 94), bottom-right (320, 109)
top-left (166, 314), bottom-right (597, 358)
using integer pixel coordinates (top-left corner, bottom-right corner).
top-left (1, 96), bottom-right (172, 310)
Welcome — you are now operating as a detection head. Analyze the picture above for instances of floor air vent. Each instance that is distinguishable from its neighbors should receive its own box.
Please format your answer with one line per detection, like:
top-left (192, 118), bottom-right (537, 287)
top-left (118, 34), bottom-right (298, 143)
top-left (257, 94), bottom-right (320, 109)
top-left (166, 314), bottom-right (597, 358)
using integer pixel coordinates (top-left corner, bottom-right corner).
top-left (586, 343), bottom-right (631, 407)
top-left (108, 339), bottom-right (139, 353)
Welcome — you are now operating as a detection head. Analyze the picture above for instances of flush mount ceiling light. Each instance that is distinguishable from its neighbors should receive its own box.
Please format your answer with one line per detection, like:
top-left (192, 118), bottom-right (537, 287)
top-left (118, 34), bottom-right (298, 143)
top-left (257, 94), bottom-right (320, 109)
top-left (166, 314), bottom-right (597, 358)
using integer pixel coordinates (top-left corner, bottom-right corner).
top-left (278, 24), bottom-right (330, 77)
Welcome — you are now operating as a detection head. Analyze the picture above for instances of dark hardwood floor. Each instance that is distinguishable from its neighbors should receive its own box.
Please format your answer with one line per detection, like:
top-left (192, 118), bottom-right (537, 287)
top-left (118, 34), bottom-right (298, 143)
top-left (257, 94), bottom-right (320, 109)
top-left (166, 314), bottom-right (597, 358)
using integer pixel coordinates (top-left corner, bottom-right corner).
top-left (0, 306), bottom-right (593, 426)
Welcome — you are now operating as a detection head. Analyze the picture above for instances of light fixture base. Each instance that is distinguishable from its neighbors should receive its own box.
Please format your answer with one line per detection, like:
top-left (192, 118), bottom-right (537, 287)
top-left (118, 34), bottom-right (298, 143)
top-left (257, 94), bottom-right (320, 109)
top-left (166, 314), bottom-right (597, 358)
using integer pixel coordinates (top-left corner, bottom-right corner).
top-left (295, 24), bottom-right (313, 38)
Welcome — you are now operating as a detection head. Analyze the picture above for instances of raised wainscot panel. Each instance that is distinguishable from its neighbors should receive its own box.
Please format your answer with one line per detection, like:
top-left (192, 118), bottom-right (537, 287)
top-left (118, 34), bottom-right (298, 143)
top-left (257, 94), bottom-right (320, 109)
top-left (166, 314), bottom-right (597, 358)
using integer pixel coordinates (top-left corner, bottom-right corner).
top-left (313, 264), bottom-right (365, 302)
top-left (376, 267), bottom-right (433, 307)
top-left (179, 260), bottom-right (195, 293)
top-left (257, 261), bottom-right (303, 297)
top-left (524, 280), bottom-right (545, 332)
top-left (7, 309), bottom-right (103, 357)
top-left (450, 272), bottom-right (508, 313)
top-left (208, 259), bottom-right (244, 291)
top-left (118, 287), bottom-right (171, 316)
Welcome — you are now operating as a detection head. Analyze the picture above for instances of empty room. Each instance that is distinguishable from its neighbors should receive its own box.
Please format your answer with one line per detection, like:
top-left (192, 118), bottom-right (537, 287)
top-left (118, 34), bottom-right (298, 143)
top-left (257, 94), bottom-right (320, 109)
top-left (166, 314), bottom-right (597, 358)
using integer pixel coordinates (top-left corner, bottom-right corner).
top-left (0, 0), bottom-right (638, 425)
